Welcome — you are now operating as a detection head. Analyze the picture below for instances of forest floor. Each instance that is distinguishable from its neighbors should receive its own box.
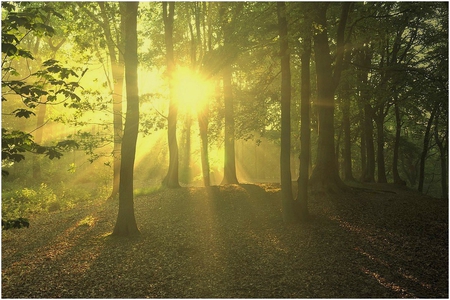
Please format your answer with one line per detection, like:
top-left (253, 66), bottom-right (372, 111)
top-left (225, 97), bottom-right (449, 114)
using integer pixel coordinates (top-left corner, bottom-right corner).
top-left (2, 182), bottom-right (448, 298)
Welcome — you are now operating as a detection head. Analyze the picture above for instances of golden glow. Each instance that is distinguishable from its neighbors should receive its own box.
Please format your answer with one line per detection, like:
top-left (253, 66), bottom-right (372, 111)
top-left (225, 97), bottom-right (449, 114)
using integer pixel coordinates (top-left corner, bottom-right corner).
top-left (173, 67), bottom-right (214, 115)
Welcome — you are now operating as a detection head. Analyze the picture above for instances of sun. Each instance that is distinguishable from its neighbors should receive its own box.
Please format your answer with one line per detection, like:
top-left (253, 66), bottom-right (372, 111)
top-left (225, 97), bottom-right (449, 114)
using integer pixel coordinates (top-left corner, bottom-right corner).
top-left (173, 66), bottom-right (214, 115)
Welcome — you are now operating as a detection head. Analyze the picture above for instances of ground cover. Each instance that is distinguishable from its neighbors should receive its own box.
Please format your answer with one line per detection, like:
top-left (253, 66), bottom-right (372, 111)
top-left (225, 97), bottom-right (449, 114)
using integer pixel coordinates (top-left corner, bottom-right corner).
top-left (2, 183), bottom-right (448, 298)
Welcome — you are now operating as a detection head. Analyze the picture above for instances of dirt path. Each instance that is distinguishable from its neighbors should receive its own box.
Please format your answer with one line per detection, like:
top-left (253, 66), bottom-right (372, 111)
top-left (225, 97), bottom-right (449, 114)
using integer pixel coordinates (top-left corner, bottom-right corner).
top-left (2, 183), bottom-right (448, 298)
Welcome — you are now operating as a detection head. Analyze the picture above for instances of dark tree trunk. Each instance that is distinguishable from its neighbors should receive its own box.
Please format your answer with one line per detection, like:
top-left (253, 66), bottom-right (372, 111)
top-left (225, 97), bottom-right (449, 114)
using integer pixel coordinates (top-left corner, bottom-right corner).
top-left (33, 97), bottom-right (47, 178)
top-left (359, 111), bottom-right (366, 180)
top-left (375, 108), bottom-right (387, 183)
top-left (198, 105), bottom-right (210, 186)
top-left (221, 63), bottom-right (239, 185)
top-left (342, 82), bottom-right (354, 182)
top-left (220, 6), bottom-right (238, 185)
top-left (162, 2), bottom-right (180, 188)
top-left (190, 4), bottom-right (210, 187)
top-left (363, 103), bottom-right (376, 182)
top-left (309, 3), bottom-right (350, 192)
top-left (182, 115), bottom-right (192, 183)
top-left (392, 101), bottom-right (405, 185)
top-left (297, 33), bottom-right (311, 222)
top-left (112, 1), bottom-right (140, 237)
top-left (277, 2), bottom-right (297, 223)
top-left (356, 47), bottom-right (375, 182)
top-left (434, 116), bottom-right (448, 198)
top-left (418, 106), bottom-right (438, 193)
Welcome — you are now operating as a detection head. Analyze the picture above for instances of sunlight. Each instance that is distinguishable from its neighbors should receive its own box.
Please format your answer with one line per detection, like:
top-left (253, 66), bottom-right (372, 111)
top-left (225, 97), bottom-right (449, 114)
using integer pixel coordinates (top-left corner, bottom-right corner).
top-left (173, 67), bottom-right (214, 115)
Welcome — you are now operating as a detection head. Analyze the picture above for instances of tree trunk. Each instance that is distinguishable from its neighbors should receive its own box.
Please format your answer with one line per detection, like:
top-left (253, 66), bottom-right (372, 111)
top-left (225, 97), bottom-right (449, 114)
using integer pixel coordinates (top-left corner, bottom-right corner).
top-left (162, 2), bottom-right (180, 188)
top-left (341, 81), bottom-right (354, 182)
top-left (112, 1), bottom-right (140, 237)
top-left (363, 103), bottom-right (376, 182)
top-left (392, 101), bottom-right (405, 185)
top-left (219, 3), bottom-right (239, 185)
top-left (221, 62), bottom-right (239, 185)
top-left (359, 111), bottom-right (366, 180)
top-left (33, 97), bottom-right (47, 178)
top-left (418, 106), bottom-right (438, 193)
top-left (277, 2), bottom-right (297, 223)
top-left (309, 3), bottom-right (349, 192)
top-left (181, 115), bottom-right (192, 184)
top-left (198, 106), bottom-right (210, 186)
top-left (110, 60), bottom-right (124, 198)
top-left (375, 109), bottom-right (387, 183)
top-left (297, 33), bottom-right (311, 222)
top-left (434, 115), bottom-right (448, 198)
top-left (97, 2), bottom-right (125, 200)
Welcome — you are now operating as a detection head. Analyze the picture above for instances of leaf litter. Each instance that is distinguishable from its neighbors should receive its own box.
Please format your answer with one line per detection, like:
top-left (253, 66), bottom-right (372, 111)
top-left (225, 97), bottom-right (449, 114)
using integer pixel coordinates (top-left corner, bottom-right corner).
top-left (2, 183), bottom-right (447, 298)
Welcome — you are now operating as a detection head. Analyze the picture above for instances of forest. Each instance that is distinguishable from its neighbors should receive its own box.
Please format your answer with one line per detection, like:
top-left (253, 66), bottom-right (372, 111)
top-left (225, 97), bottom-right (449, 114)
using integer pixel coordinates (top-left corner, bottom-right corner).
top-left (1, 2), bottom-right (448, 298)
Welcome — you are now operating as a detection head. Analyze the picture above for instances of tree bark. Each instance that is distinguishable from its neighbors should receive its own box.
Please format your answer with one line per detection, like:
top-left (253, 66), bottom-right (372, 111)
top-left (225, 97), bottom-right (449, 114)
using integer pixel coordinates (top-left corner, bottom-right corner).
top-left (198, 106), bottom-right (210, 186)
top-left (162, 2), bottom-right (180, 188)
top-left (297, 32), bottom-right (311, 222)
top-left (375, 108), bottom-right (387, 183)
top-left (342, 80), bottom-right (354, 182)
top-left (309, 3), bottom-right (349, 192)
top-left (104, 3), bottom-right (125, 199)
top-left (221, 63), bottom-right (239, 185)
top-left (392, 101), bottom-right (405, 185)
top-left (363, 103), bottom-right (376, 182)
top-left (277, 2), bottom-right (297, 223)
top-left (434, 115), bottom-right (448, 198)
top-left (220, 4), bottom-right (239, 185)
top-left (112, 1), bottom-right (140, 237)
top-left (418, 105), bottom-right (438, 193)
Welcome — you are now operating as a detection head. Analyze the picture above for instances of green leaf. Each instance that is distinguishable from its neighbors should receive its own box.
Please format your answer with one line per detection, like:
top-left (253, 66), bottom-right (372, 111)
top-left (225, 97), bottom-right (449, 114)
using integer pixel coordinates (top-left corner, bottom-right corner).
top-left (12, 108), bottom-right (36, 118)
top-left (2, 43), bottom-right (18, 56)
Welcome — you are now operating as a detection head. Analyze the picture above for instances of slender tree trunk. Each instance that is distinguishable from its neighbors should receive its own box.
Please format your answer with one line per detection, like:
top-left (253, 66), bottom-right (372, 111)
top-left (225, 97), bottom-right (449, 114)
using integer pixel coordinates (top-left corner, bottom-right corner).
top-left (297, 33), bottom-right (311, 221)
top-left (190, 3), bottom-right (210, 187)
top-left (363, 103), bottom-right (376, 182)
top-left (375, 109), bottom-right (387, 183)
top-left (221, 63), bottom-right (239, 184)
top-left (356, 47), bottom-right (375, 182)
top-left (392, 101), bottom-right (405, 185)
top-left (110, 61), bottom-right (124, 198)
top-left (342, 92), bottom-right (354, 182)
top-left (182, 115), bottom-right (192, 183)
top-left (112, 1), bottom-right (139, 236)
top-left (219, 3), bottom-right (239, 185)
top-left (33, 97), bottom-right (47, 178)
top-left (418, 106), bottom-right (438, 192)
top-left (277, 2), bottom-right (297, 223)
top-left (198, 105), bottom-right (210, 186)
top-left (434, 116), bottom-right (448, 198)
top-left (97, 2), bottom-right (125, 200)
top-left (359, 112), bottom-right (366, 180)
top-left (162, 2), bottom-right (180, 188)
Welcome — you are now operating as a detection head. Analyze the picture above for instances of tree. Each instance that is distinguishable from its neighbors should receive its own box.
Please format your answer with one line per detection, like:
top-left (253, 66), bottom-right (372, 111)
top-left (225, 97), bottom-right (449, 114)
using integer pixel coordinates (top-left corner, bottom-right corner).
top-left (2, 2), bottom-right (81, 175)
top-left (112, 2), bottom-right (139, 236)
top-left (296, 4), bottom-right (313, 221)
top-left (220, 3), bottom-right (240, 185)
top-left (78, 2), bottom-right (125, 198)
top-left (309, 3), bottom-right (350, 192)
top-left (277, 2), bottom-right (298, 223)
top-left (162, 2), bottom-right (180, 188)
